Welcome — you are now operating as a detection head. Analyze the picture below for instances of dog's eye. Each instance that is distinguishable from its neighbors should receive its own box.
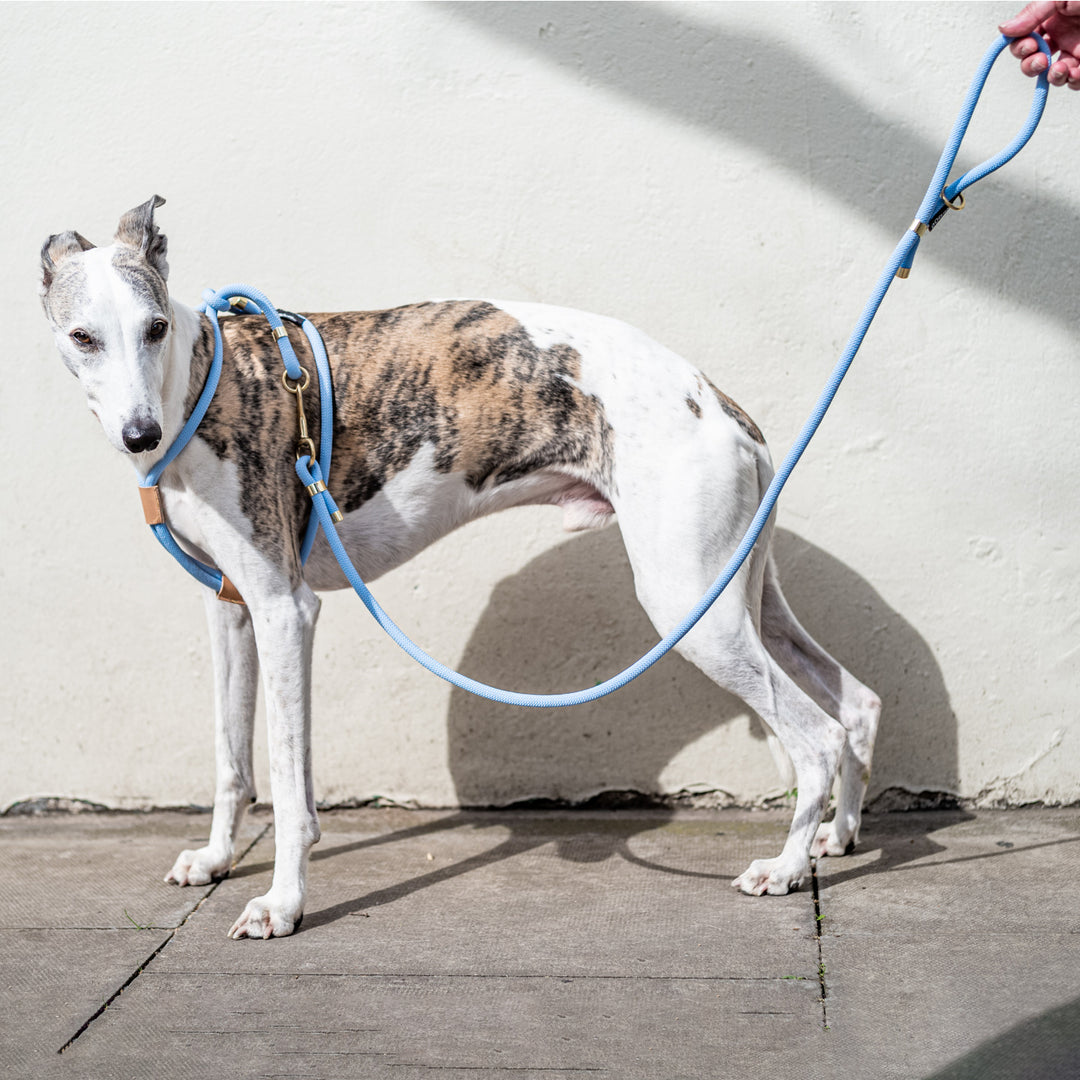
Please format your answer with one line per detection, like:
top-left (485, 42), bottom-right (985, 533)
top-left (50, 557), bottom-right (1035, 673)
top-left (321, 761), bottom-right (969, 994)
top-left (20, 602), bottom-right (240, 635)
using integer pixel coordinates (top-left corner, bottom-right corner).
top-left (70, 329), bottom-right (93, 347)
top-left (148, 319), bottom-right (169, 341)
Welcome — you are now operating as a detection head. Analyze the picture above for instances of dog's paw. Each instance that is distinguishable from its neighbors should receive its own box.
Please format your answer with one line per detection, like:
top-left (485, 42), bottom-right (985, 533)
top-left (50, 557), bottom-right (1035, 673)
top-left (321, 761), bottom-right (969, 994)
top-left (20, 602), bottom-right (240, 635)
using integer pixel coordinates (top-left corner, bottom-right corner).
top-left (165, 847), bottom-right (231, 887)
top-left (228, 892), bottom-right (303, 940)
top-left (731, 856), bottom-right (810, 896)
top-left (810, 821), bottom-right (855, 859)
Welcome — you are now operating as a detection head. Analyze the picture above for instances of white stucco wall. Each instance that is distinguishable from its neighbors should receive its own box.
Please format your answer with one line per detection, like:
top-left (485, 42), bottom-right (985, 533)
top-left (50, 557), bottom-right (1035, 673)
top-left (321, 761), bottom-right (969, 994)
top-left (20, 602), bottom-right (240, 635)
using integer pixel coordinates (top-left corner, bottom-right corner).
top-left (2, 1), bottom-right (1077, 812)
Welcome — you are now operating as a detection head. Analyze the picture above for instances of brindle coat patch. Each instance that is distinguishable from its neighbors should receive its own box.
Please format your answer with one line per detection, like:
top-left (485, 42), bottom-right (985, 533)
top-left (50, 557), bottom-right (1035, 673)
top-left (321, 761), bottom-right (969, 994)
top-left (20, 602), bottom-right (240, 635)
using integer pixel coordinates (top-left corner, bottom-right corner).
top-left (185, 301), bottom-right (615, 569)
top-left (185, 316), bottom-right (318, 570)
top-left (304, 301), bottom-right (614, 513)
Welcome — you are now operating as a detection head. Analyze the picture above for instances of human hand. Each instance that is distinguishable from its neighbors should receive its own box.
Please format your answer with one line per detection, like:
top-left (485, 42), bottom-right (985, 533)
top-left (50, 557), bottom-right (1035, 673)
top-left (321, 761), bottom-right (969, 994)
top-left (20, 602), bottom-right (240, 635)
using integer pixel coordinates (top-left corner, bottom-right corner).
top-left (999, 1), bottom-right (1080, 88)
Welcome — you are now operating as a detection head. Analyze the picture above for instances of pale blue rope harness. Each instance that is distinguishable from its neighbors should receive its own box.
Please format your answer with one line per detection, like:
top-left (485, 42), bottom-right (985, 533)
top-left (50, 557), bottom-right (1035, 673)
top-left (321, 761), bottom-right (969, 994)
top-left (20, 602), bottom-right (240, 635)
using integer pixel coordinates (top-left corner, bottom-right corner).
top-left (139, 286), bottom-right (335, 591)
top-left (141, 34), bottom-right (1051, 704)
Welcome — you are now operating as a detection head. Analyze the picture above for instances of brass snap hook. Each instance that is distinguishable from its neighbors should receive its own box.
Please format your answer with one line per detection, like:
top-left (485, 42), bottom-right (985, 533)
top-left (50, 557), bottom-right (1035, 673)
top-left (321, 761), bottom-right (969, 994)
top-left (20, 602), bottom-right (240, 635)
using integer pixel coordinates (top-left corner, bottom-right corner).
top-left (282, 366), bottom-right (315, 464)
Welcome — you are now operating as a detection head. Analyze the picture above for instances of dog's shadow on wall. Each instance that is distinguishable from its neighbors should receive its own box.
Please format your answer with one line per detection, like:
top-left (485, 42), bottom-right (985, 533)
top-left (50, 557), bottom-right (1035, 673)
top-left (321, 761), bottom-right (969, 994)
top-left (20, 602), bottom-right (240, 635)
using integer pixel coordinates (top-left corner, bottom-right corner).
top-left (446, 526), bottom-right (959, 813)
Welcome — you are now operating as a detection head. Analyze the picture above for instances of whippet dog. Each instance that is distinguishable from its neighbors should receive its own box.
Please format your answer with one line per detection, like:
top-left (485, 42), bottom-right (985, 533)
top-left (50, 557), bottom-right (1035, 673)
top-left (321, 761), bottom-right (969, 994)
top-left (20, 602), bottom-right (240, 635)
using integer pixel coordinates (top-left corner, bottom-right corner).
top-left (40, 197), bottom-right (881, 939)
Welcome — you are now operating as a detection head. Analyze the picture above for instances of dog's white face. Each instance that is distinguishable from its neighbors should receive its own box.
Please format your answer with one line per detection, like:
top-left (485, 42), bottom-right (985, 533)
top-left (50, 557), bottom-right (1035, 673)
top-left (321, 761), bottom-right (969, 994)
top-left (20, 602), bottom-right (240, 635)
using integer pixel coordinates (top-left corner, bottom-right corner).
top-left (40, 196), bottom-right (172, 457)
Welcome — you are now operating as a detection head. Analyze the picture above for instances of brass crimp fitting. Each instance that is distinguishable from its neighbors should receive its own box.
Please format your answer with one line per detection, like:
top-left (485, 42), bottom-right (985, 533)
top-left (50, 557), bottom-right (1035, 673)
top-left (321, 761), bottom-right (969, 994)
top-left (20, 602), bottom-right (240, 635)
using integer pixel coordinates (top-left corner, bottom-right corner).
top-left (305, 477), bottom-right (344, 524)
top-left (896, 219), bottom-right (930, 277)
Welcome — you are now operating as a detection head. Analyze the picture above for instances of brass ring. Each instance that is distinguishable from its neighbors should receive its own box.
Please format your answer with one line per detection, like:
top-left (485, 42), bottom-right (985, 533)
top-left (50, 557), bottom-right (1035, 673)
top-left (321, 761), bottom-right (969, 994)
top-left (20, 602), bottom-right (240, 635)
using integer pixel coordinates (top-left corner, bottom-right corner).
top-left (941, 189), bottom-right (966, 211)
top-left (296, 437), bottom-right (317, 463)
top-left (282, 366), bottom-right (311, 394)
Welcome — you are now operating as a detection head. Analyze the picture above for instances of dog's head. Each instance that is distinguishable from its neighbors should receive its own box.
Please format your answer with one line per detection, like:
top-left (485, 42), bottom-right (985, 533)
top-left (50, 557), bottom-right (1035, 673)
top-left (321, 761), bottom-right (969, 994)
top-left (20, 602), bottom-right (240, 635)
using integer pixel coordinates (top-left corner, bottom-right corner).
top-left (41, 196), bottom-right (173, 457)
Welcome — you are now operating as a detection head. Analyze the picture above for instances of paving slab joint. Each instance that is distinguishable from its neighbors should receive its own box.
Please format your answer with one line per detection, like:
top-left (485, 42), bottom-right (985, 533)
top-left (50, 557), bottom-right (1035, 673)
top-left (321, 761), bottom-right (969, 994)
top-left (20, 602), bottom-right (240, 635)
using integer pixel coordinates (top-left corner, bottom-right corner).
top-left (55, 822), bottom-right (271, 1055)
top-left (811, 858), bottom-right (829, 1031)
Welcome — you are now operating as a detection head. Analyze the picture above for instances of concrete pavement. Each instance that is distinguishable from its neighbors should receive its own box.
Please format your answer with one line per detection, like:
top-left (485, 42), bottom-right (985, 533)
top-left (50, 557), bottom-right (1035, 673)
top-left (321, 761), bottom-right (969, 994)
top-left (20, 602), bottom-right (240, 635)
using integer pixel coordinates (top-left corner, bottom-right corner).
top-left (2, 806), bottom-right (1079, 1079)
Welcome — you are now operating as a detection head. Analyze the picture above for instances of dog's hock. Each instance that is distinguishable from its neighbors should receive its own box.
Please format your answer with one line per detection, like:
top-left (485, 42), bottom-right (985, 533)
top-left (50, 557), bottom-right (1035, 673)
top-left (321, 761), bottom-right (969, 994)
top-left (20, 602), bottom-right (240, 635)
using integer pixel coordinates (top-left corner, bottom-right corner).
top-left (114, 194), bottom-right (169, 281)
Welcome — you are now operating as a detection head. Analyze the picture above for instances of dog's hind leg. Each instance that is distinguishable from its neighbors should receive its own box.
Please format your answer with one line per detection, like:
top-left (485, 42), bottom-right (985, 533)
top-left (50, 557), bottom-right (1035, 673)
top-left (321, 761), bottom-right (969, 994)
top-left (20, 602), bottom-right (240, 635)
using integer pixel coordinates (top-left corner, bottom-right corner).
top-left (760, 556), bottom-right (881, 857)
top-left (680, 614), bottom-right (847, 895)
top-left (619, 496), bottom-right (846, 895)
top-left (166, 595), bottom-right (260, 886)
top-left (228, 582), bottom-right (322, 940)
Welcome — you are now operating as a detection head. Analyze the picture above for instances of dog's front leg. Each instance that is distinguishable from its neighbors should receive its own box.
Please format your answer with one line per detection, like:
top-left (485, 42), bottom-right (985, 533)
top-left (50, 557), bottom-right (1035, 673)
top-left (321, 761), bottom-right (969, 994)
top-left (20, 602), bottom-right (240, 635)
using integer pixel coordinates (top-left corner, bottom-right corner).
top-left (166, 595), bottom-right (259, 887)
top-left (228, 583), bottom-right (321, 939)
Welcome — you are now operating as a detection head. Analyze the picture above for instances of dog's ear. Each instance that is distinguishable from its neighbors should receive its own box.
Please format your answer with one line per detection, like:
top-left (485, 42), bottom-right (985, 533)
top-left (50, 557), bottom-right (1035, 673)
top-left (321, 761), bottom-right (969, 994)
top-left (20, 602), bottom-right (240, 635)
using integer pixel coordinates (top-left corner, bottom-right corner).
top-left (114, 194), bottom-right (169, 280)
top-left (40, 230), bottom-right (95, 294)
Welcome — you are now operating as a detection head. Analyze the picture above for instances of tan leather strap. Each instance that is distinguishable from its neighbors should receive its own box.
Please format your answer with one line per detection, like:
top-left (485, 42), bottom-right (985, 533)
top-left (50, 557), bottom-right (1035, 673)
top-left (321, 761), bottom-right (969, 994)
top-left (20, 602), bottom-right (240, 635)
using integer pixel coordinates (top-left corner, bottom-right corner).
top-left (217, 574), bottom-right (245, 605)
top-left (139, 485), bottom-right (165, 526)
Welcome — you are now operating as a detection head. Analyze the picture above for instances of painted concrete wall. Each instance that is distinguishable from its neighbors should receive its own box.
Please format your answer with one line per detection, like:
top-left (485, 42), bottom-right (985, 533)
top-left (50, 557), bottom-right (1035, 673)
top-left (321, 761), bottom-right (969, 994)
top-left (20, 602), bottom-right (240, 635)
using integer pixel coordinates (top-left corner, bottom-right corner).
top-left (3, 2), bottom-right (1077, 812)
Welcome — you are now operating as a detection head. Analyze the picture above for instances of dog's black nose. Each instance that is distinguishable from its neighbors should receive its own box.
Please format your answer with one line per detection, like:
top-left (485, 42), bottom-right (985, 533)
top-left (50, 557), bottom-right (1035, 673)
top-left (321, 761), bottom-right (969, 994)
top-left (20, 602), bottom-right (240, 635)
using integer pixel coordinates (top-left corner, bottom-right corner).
top-left (122, 419), bottom-right (162, 454)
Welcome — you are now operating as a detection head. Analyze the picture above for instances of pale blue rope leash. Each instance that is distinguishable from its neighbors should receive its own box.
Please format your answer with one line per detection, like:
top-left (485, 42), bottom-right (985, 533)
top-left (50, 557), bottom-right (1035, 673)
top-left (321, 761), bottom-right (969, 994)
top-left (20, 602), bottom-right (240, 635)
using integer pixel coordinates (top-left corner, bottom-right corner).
top-left (148, 34), bottom-right (1051, 705)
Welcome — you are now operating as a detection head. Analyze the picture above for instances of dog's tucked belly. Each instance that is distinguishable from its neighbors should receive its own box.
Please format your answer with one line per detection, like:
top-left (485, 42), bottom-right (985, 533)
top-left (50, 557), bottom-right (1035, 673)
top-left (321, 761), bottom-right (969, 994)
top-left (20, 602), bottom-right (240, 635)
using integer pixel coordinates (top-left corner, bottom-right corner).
top-left (302, 442), bottom-right (614, 591)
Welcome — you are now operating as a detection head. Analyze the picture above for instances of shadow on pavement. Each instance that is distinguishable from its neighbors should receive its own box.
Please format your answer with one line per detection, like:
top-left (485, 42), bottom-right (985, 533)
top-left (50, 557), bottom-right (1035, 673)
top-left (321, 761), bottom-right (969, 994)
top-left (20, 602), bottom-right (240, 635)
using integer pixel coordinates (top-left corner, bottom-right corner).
top-left (921, 993), bottom-right (1080, 1080)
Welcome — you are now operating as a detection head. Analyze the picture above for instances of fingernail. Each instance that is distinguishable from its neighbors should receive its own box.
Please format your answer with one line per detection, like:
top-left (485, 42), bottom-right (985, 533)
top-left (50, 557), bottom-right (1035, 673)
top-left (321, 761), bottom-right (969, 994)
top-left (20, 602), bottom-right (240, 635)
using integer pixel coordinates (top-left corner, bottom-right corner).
top-left (1032, 56), bottom-right (1048, 72)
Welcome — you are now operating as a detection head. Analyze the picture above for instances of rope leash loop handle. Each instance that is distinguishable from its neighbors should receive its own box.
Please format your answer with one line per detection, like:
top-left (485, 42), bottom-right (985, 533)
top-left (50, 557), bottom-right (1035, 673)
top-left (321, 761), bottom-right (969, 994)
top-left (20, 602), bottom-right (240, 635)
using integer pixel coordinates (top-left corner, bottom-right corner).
top-left (899, 32), bottom-right (1051, 276)
top-left (939, 33), bottom-right (1051, 207)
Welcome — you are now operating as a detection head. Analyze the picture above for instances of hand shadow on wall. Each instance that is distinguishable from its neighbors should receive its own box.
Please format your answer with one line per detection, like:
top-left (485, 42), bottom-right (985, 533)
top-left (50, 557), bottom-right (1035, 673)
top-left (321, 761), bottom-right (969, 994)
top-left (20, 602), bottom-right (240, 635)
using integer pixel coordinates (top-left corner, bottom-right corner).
top-left (444, 1), bottom-right (1079, 330)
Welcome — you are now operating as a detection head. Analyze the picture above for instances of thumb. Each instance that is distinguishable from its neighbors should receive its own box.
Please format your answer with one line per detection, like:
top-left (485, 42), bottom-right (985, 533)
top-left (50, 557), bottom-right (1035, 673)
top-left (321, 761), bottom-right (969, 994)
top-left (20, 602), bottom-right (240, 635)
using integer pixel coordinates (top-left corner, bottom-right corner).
top-left (999, 0), bottom-right (1057, 35)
